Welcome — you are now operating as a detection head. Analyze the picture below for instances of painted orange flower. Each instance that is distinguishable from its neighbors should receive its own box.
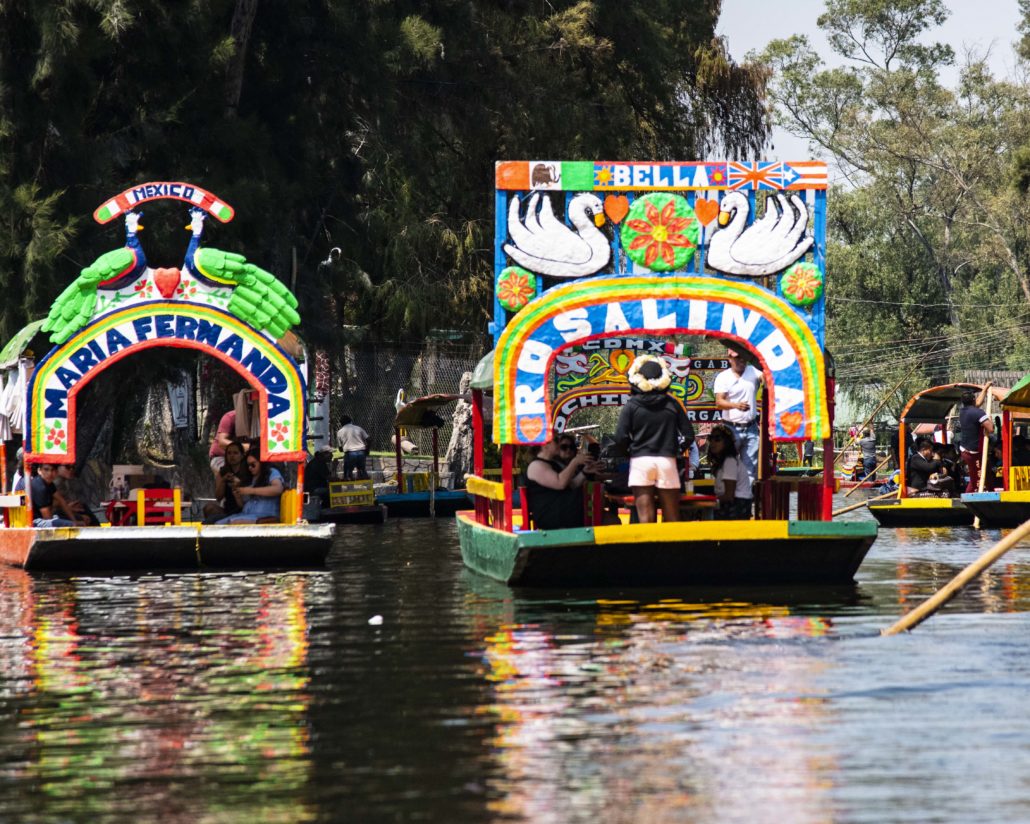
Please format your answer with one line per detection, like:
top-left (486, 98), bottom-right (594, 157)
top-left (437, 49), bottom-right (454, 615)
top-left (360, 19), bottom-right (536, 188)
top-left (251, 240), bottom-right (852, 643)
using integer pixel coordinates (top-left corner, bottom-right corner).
top-left (623, 193), bottom-right (699, 271)
top-left (497, 266), bottom-right (537, 313)
top-left (780, 262), bottom-right (824, 307)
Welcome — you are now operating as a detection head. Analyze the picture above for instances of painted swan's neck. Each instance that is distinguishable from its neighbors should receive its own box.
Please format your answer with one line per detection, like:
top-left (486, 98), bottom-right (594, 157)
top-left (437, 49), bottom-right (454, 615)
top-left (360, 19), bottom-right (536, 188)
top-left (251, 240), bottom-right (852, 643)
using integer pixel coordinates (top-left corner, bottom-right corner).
top-left (721, 194), bottom-right (750, 240)
top-left (567, 195), bottom-right (602, 234)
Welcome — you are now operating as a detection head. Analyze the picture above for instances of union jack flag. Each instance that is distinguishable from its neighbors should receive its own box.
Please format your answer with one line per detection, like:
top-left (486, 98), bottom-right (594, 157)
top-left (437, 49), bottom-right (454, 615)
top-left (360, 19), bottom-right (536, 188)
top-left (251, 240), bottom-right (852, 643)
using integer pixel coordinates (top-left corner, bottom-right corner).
top-left (727, 161), bottom-right (785, 191)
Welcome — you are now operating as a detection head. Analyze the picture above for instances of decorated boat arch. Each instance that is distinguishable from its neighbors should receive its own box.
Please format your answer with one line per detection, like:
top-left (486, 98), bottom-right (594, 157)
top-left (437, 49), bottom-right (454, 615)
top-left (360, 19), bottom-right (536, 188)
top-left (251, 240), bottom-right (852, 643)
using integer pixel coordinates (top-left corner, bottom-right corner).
top-left (459, 159), bottom-right (876, 587)
top-left (1, 182), bottom-right (332, 570)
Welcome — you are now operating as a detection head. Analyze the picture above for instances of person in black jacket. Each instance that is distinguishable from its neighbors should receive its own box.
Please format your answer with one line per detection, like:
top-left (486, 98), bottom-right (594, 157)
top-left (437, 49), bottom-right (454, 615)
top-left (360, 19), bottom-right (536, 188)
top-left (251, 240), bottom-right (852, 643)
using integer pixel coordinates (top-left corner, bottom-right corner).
top-left (614, 355), bottom-right (695, 523)
top-left (906, 438), bottom-right (943, 494)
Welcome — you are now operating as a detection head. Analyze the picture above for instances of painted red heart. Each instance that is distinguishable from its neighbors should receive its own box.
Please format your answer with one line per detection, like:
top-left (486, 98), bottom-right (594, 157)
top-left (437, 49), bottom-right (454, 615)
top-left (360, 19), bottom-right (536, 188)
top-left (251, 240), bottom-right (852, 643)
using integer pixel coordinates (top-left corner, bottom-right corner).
top-left (604, 194), bottom-right (630, 225)
top-left (152, 267), bottom-right (182, 298)
top-left (779, 411), bottom-right (803, 436)
top-left (519, 416), bottom-right (545, 441)
top-left (694, 197), bottom-right (719, 227)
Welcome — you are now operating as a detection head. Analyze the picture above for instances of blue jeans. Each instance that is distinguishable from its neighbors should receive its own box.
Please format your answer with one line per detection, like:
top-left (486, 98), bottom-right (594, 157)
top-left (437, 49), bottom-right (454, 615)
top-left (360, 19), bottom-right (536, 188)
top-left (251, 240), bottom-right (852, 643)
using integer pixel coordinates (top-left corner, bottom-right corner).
top-left (731, 422), bottom-right (760, 484)
top-left (861, 456), bottom-right (877, 480)
top-left (343, 450), bottom-right (368, 480)
top-left (34, 517), bottom-right (75, 528)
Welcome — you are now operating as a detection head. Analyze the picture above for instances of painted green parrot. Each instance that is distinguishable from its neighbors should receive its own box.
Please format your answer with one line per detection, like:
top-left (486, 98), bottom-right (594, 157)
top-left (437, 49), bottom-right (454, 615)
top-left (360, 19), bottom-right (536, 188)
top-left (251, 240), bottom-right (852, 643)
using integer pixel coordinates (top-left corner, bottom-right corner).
top-left (194, 248), bottom-right (301, 339)
top-left (42, 247), bottom-right (140, 344)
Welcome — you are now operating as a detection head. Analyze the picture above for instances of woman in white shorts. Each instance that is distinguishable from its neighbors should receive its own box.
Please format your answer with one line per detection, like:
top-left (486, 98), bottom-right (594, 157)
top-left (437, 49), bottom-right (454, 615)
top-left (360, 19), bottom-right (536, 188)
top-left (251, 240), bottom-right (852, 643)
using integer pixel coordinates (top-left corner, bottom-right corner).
top-left (614, 355), bottom-right (695, 523)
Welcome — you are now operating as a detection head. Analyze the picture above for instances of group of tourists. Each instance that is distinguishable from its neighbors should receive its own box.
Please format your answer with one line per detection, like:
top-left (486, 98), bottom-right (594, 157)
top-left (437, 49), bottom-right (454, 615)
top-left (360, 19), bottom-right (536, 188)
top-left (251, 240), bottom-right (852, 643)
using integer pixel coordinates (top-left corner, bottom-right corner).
top-left (901, 386), bottom-right (1029, 496)
top-left (524, 349), bottom-right (762, 528)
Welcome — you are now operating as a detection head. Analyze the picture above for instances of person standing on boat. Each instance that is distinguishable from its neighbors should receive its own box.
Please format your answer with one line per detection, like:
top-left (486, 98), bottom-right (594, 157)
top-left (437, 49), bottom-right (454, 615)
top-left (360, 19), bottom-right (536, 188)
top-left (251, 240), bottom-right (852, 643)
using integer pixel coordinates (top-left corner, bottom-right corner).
top-left (614, 354), bottom-right (695, 524)
top-left (958, 386), bottom-right (995, 493)
top-left (705, 423), bottom-right (753, 519)
top-left (714, 349), bottom-right (761, 486)
top-left (802, 440), bottom-right (815, 467)
top-left (336, 415), bottom-right (370, 480)
top-left (858, 429), bottom-right (878, 480)
top-left (524, 438), bottom-right (595, 530)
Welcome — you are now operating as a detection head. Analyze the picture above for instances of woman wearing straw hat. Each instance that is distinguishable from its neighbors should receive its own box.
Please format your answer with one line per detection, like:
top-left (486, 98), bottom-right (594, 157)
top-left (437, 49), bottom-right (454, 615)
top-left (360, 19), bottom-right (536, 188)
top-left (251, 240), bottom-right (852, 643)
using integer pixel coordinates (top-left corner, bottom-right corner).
top-left (614, 354), bottom-right (695, 524)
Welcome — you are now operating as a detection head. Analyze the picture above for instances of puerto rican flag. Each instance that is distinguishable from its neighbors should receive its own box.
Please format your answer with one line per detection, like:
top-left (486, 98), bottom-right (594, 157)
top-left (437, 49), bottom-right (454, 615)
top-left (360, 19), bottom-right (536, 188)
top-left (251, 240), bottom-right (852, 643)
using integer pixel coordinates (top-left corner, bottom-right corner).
top-left (781, 161), bottom-right (828, 190)
top-left (727, 161), bottom-right (785, 191)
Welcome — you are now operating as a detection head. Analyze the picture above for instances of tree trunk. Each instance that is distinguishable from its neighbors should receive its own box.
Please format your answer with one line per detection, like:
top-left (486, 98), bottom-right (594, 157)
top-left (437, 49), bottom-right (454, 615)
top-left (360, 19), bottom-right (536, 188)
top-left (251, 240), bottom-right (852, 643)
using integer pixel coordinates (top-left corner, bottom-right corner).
top-left (225, 0), bottom-right (260, 116)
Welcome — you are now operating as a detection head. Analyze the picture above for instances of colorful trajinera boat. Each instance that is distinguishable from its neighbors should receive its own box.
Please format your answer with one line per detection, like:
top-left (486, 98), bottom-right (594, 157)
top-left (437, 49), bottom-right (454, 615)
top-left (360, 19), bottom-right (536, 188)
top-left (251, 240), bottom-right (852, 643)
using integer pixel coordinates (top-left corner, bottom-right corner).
top-left (458, 159), bottom-right (877, 587)
top-left (375, 393), bottom-right (473, 518)
top-left (868, 383), bottom-right (990, 528)
top-left (0, 182), bottom-right (334, 569)
top-left (961, 375), bottom-right (1030, 528)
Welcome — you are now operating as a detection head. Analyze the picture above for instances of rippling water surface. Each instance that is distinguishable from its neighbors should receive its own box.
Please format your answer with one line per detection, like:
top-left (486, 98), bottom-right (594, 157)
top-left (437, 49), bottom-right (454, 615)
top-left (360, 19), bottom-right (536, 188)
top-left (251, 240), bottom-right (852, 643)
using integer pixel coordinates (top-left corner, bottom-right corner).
top-left (0, 503), bottom-right (1028, 822)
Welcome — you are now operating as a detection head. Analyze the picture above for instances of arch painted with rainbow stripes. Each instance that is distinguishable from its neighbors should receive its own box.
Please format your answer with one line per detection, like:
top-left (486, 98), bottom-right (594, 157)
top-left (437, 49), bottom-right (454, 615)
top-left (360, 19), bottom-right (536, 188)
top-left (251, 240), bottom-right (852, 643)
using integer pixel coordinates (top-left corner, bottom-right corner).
top-left (493, 274), bottom-right (828, 445)
top-left (27, 302), bottom-right (305, 463)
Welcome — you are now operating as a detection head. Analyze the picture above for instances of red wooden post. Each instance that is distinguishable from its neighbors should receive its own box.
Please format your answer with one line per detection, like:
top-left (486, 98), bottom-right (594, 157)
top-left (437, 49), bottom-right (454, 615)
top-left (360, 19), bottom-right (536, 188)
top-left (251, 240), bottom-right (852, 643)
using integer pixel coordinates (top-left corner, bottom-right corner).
top-left (1002, 409), bottom-right (1012, 491)
top-left (822, 371), bottom-right (836, 520)
top-left (898, 423), bottom-right (908, 499)
top-left (472, 389), bottom-right (484, 477)
top-left (0, 443), bottom-right (6, 493)
top-left (501, 444), bottom-right (514, 531)
top-left (394, 426), bottom-right (404, 494)
top-left (295, 461), bottom-right (305, 524)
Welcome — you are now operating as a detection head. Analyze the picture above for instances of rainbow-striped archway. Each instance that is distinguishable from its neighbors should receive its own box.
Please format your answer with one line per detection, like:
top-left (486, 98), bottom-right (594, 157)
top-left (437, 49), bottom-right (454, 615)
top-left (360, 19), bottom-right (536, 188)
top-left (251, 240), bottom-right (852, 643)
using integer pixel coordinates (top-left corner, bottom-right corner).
top-left (27, 302), bottom-right (305, 463)
top-left (493, 275), bottom-right (828, 444)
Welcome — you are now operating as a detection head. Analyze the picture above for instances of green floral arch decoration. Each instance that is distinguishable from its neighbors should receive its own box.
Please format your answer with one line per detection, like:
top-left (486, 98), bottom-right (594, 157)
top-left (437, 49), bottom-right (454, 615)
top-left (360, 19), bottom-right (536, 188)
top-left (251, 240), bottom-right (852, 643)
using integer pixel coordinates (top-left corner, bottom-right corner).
top-left (622, 193), bottom-right (699, 272)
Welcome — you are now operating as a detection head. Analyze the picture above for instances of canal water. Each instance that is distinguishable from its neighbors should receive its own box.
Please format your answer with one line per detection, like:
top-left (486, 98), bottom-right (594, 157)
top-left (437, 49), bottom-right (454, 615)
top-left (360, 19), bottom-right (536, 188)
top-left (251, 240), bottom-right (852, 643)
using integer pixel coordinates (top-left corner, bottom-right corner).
top-left (0, 502), bottom-right (1027, 822)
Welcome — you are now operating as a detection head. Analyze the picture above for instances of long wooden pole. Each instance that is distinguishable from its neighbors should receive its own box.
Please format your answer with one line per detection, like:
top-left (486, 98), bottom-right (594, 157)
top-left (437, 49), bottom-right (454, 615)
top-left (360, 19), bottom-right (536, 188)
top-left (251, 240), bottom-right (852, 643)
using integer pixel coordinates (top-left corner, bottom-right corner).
top-left (882, 516), bottom-right (1030, 635)
top-left (843, 454), bottom-right (891, 498)
top-left (973, 390), bottom-right (995, 529)
top-left (834, 347), bottom-right (936, 465)
top-left (832, 488), bottom-right (898, 517)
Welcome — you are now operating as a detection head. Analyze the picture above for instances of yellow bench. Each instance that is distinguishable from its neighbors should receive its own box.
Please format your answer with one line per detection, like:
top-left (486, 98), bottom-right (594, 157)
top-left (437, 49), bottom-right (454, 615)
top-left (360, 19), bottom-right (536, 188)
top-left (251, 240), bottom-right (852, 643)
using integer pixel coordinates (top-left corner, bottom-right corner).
top-left (1011, 465), bottom-right (1030, 491)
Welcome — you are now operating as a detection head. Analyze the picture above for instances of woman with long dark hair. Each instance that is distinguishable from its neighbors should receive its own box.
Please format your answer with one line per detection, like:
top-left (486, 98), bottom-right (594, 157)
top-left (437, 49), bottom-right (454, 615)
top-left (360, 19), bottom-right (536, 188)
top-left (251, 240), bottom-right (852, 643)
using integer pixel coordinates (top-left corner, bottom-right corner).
top-left (706, 423), bottom-right (752, 519)
top-left (204, 440), bottom-right (249, 522)
top-left (216, 454), bottom-right (285, 524)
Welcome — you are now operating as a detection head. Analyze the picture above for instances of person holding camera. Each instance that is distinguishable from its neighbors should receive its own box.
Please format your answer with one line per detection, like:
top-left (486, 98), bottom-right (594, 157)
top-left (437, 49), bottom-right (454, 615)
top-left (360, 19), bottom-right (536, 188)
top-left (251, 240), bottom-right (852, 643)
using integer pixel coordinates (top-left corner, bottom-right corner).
top-left (203, 440), bottom-right (249, 522)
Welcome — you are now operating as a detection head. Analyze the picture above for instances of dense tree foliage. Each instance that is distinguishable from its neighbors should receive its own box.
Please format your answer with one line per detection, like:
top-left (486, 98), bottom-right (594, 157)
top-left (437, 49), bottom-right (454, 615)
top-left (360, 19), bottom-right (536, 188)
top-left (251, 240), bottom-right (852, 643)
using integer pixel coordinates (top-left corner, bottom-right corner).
top-left (0, 0), bottom-right (770, 346)
top-left (760, 0), bottom-right (1030, 416)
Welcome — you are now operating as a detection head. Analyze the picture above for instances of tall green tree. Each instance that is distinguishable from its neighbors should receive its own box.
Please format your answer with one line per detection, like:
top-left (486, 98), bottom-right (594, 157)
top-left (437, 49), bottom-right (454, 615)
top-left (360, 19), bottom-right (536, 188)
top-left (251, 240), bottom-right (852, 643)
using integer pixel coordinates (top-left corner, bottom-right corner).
top-left (0, 0), bottom-right (771, 345)
top-left (759, 0), bottom-right (1030, 397)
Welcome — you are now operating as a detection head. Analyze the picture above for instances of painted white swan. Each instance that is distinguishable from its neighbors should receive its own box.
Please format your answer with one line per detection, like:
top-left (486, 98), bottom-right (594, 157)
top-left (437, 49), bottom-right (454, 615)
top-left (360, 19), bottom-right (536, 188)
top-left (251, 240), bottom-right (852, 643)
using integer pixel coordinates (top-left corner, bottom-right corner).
top-left (706, 191), bottom-right (812, 276)
top-left (503, 192), bottom-right (610, 278)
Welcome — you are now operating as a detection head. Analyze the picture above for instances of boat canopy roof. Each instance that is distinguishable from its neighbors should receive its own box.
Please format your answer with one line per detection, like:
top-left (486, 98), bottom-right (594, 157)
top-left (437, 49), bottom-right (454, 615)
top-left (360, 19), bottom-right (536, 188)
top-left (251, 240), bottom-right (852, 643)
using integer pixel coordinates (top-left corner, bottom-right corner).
top-left (471, 350), bottom-right (493, 391)
top-left (394, 393), bottom-right (466, 428)
top-left (900, 383), bottom-right (983, 424)
top-left (1002, 374), bottom-right (1030, 411)
top-left (0, 318), bottom-right (46, 369)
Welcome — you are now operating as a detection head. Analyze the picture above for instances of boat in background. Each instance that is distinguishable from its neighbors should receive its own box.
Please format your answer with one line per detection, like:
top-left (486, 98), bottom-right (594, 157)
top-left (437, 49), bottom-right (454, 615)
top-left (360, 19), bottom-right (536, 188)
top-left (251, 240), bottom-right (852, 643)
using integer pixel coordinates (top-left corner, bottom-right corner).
top-left (868, 383), bottom-right (1005, 528)
top-left (961, 374), bottom-right (1030, 527)
top-left (375, 393), bottom-right (473, 518)
top-left (0, 181), bottom-right (334, 569)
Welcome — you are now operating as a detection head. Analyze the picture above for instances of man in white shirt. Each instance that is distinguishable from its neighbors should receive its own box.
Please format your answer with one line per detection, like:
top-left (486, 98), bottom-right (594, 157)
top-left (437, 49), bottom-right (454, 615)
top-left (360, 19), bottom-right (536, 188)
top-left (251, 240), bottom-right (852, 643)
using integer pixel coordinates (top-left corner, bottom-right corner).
top-left (713, 348), bottom-right (762, 485)
top-left (336, 415), bottom-right (370, 480)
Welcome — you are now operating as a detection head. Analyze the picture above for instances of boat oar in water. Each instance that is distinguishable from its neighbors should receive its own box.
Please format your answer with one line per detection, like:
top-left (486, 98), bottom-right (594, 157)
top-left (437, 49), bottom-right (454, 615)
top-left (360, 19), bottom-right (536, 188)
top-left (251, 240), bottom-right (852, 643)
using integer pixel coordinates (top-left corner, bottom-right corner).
top-left (842, 454), bottom-right (892, 499)
top-left (882, 517), bottom-right (1030, 635)
top-left (832, 488), bottom-right (898, 517)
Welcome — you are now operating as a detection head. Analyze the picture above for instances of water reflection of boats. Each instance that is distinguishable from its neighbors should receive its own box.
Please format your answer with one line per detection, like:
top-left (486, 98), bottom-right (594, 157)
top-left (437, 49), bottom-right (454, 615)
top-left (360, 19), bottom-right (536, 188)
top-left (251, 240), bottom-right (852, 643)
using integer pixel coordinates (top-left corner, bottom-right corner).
top-left (465, 575), bottom-right (846, 821)
top-left (0, 182), bottom-right (334, 570)
top-left (0, 569), bottom-right (318, 819)
top-left (458, 159), bottom-right (877, 587)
